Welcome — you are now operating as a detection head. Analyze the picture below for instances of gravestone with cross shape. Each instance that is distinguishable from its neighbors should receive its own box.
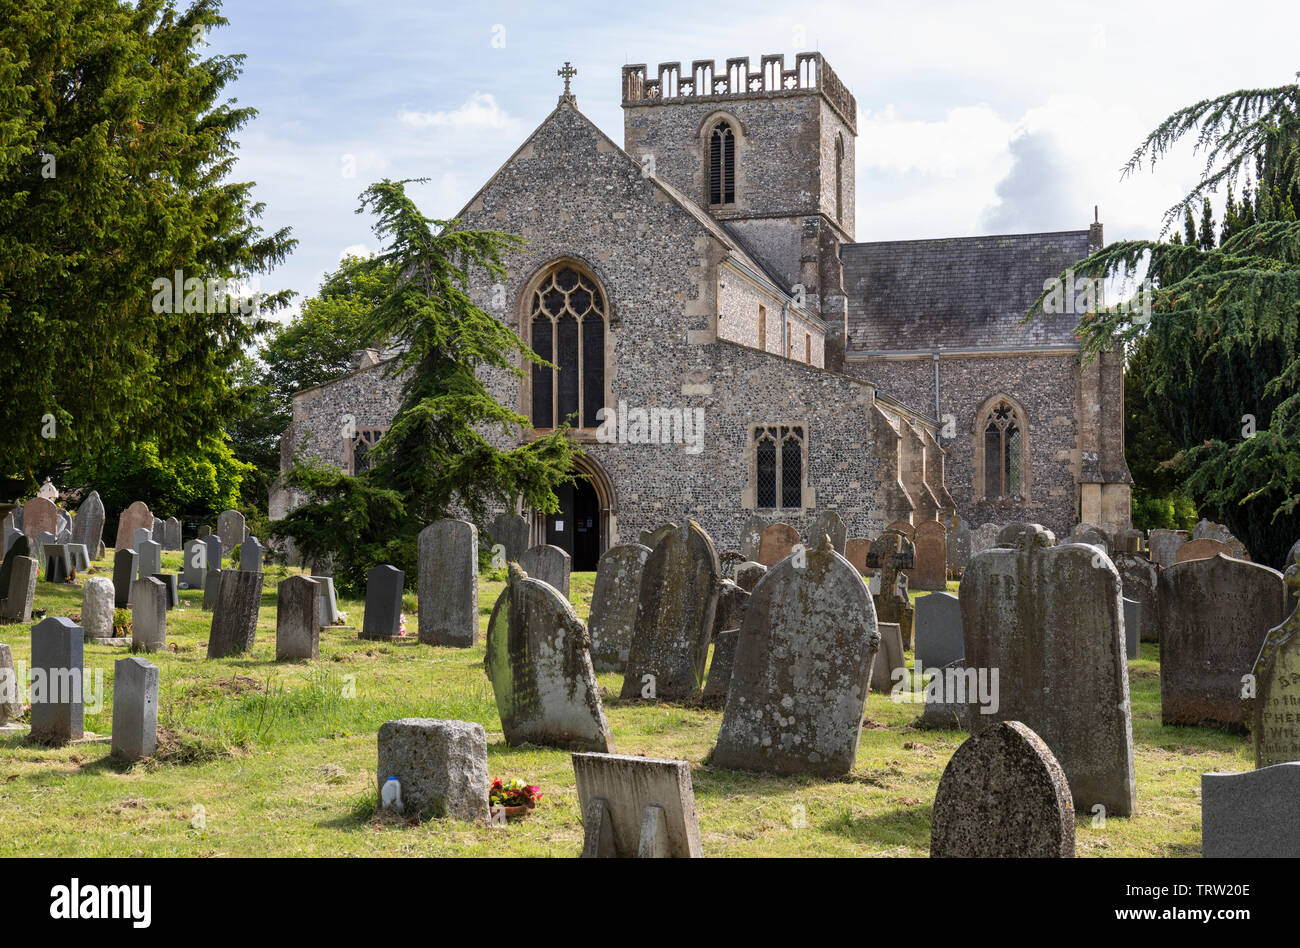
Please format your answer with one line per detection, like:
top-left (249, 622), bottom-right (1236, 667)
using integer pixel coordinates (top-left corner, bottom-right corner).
top-left (866, 529), bottom-right (915, 648)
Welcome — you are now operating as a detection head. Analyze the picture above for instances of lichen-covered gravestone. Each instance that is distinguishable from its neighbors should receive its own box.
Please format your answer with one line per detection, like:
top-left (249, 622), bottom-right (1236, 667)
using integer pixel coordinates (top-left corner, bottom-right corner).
top-left (81, 577), bottom-right (115, 640)
top-left (620, 520), bottom-right (720, 702)
top-left (711, 579), bottom-right (750, 642)
top-left (377, 718), bottom-right (489, 822)
top-left (587, 543), bottom-right (651, 673)
top-left (1157, 553), bottom-right (1287, 730)
top-left (712, 536), bottom-right (879, 777)
top-left (572, 752), bottom-right (703, 858)
top-left (114, 501), bottom-right (153, 552)
top-left (962, 530), bottom-right (1136, 817)
top-left (518, 544), bottom-right (571, 599)
top-left (484, 564), bottom-right (611, 752)
top-left (638, 522), bottom-right (677, 551)
top-left (1250, 565), bottom-right (1300, 766)
top-left (1202, 763), bottom-right (1300, 857)
top-left (807, 510), bottom-right (846, 554)
top-left (732, 560), bottom-right (766, 591)
top-left (931, 721), bottom-right (1075, 858)
top-left (206, 569), bottom-right (265, 658)
top-left (417, 520), bottom-right (478, 647)
top-left (276, 574), bottom-right (321, 661)
top-left (911, 520), bottom-right (947, 591)
top-left (756, 522), bottom-right (800, 567)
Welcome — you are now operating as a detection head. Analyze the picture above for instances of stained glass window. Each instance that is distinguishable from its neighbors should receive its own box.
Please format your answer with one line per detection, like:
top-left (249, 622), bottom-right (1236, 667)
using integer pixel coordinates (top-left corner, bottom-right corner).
top-left (529, 265), bottom-right (607, 428)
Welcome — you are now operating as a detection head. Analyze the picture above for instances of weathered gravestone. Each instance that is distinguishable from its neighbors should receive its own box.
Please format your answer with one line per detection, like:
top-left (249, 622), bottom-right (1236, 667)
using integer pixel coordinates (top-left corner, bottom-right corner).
top-left (29, 617), bottom-right (84, 744)
top-left (150, 517), bottom-right (164, 545)
top-left (181, 539), bottom-right (208, 590)
top-left (885, 519), bottom-right (916, 541)
top-left (70, 491), bottom-right (105, 552)
top-left (0, 643), bottom-right (23, 724)
top-left (1176, 537), bottom-right (1233, 563)
top-left (869, 621), bottom-right (904, 694)
top-left (202, 534), bottom-right (223, 574)
top-left (376, 718), bottom-right (489, 822)
top-left (114, 501), bottom-right (153, 552)
top-left (81, 577), bottom-right (115, 640)
top-left (112, 549), bottom-right (136, 607)
top-left (361, 565), bottom-right (404, 640)
top-left (947, 520), bottom-right (971, 575)
top-left (518, 544), bottom-right (571, 599)
top-left (238, 536), bottom-right (264, 573)
top-left (587, 543), bottom-right (651, 673)
top-left (1202, 763), bottom-right (1300, 857)
top-left (206, 570), bottom-right (265, 658)
top-left (915, 591), bottom-right (963, 671)
top-left (0, 555), bottom-right (38, 623)
top-left (620, 521), bottom-right (720, 702)
top-left (311, 575), bottom-right (341, 626)
top-left (970, 522), bottom-right (1002, 556)
top-left (130, 527), bottom-right (150, 559)
top-left (488, 511), bottom-right (530, 563)
top-left (701, 628), bottom-right (740, 706)
top-left (130, 577), bottom-right (167, 652)
top-left (276, 574), bottom-right (321, 661)
top-left (1114, 552), bottom-right (1159, 642)
top-left (911, 520), bottom-right (948, 591)
top-left (136, 538), bottom-right (161, 582)
top-left (1069, 522), bottom-right (1112, 556)
top-left (962, 531), bottom-right (1136, 817)
top-left (33, 530), bottom-right (55, 567)
top-left (808, 510), bottom-right (847, 554)
top-left (931, 721), bottom-right (1075, 858)
top-left (1250, 567), bottom-right (1300, 767)
top-left (1123, 598), bottom-right (1141, 661)
top-left (196, 524), bottom-right (211, 539)
top-left (216, 509), bottom-right (247, 552)
top-left (713, 536), bottom-right (879, 776)
top-left (1114, 527), bottom-right (1143, 554)
top-left (866, 530), bottom-right (914, 649)
top-left (637, 522), bottom-right (677, 552)
top-left (919, 659), bottom-right (972, 731)
top-left (202, 568), bottom-right (223, 611)
top-left (845, 538), bottom-right (872, 576)
top-left (996, 521), bottom-right (1055, 548)
top-left (21, 496), bottom-right (60, 545)
top-left (1147, 529), bottom-right (1188, 568)
top-left (417, 520), bottom-right (478, 647)
top-left (1193, 518), bottom-right (1250, 560)
top-left (484, 564), bottom-right (611, 751)
top-left (162, 516), bottom-right (182, 551)
top-left (732, 560), bottom-right (766, 592)
top-left (111, 657), bottom-right (159, 761)
top-left (711, 579), bottom-right (750, 643)
top-left (738, 515), bottom-right (766, 562)
top-left (573, 752), bottom-right (703, 858)
top-left (756, 522), bottom-right (800, 568)
top-left (1157, 554), bottom-right (1287, 730)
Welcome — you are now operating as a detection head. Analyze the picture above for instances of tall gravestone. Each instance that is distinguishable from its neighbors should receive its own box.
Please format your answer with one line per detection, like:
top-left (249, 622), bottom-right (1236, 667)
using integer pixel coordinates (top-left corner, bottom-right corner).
top-left (360, 565), bottom-right (404, 640)
top-left (488, 511), bottom-right (530, 563)
top-left (216, 509), bottom-right (247, 553)
top-left (807, 510), bottom-right (847, 554)
top-left (30, 617), bottom-right (85, 744)
top-left (931, 721), bottom-right (1075, 858)
top-left (484, 564), bottom-right (612, 752)
top-left (0, 555), bottom-right (38, 623)
top-left (207, 570), bottom-right (265, 657)
top-left (915, 591), bottom-right (963, 671)
top-left (1158, 554), bottom-right (1287, 730)
top-left (70, 491), bottom-right (105, 553)
top-left (738, 515), bottom-right (766, 562)
top-left (162, 516), bottom-right (182, 551)
top-left (756, 522), bottom-right (799, 567)
top-left (1114, 552), bottom-right (1159, 642)
top-left (962, 531), bottom-right (1136, 817)
top-left (518, 544), bottom-right (571, 599)
top-left (620, 521), bottom-right (720, 702)
top-left (114, 501), bottom-right (153, 552)
top-left (713, 536), bottom-right (879, 776)
top-left (150, 517), bottom-right (164, 545)
top-left (417, 520), bottom-right (479, 647)
top-left (131, 577), bottom-right (168, 652)
top-left (587, 543), bottom-right (651, 673)
top-left (911, 520), bottom-right (948, 590)
top-left (81, 577), bottom-right (115, 640)
top-left (947, 519), bottom-right (971, 575)
top-left (276, 574), bottom-right (321, 661)
top-left (111, 657), bottom-right (159, 761)
top-left (112, 549), bottom-right (136, 607)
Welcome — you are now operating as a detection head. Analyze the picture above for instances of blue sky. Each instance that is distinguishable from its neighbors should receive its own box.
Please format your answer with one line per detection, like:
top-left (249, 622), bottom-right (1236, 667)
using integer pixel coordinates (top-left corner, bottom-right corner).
top-left (208, 0), bottom-right (1300, 316)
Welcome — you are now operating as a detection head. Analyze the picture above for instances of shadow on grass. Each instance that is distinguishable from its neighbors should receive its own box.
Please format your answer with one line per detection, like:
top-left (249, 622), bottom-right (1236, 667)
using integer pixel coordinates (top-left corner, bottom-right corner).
top-left (822, 803), bottom-right (932, 848)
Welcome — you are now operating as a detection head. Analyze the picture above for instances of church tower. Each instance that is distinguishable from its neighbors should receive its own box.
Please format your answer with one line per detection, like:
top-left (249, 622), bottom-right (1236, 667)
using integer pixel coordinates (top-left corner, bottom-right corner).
top-left (621, 53), bottom-right (856, 367)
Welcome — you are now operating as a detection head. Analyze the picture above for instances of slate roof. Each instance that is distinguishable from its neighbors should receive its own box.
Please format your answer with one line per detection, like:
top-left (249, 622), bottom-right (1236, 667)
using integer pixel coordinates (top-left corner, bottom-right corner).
top-left (842, 230), bottom-right (1093, 352)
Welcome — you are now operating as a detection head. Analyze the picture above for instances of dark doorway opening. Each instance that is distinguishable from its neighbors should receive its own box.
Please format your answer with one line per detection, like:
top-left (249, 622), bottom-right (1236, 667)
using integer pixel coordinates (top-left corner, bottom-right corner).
top-left (544, 476), bottom-right (601, 571)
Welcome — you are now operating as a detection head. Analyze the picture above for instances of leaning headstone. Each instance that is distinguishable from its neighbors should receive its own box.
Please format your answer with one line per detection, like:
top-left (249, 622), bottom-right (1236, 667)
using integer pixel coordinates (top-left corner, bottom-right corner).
top-left (713, 536), bottom-right (879, 776)
top-left (360, 564), bottom-right (404, 640)
top-left (70, 491), bottom-right (105, 552)
top-left (573, 752), bottom-right (703, 858)
top-left (112, 549), bottom-right (136, 607)
top-left (1114, 552), bottom-right (1159, 642)
top-left (701, 629), bottom-right (740, 705)
top-left (206, 570), bottom-right (265, 657)
top-left (638, 523), bottom-right (677, 551)
top-left (202, 568), bottom-right (223, 611)
top-left (484, 564), bottom-right (611, 751)
top-left (962, 531), bottom-right (1136, 816)
top-left (21, 496), bottom-right (60, 544)
top-left (1175, 537), bottom-right (1233, 563)
top-left (621, 521), bottom-right (720, 702)
top-left (1202, 763), bottom-right (1300, 857)
top-left (1158, 553), bottom-right (1287, 730)
top-left (29, 617), bottom-right (85, 744)
top-left (131, 577), bottom-right (168, 652)
top-left (81, 577), bottom-right (115, 640)
top-left (756, 522), bottom-right (800, 567)
top-left (518, 544), bottom-right (571, 599)
top-left (181, 539), bottom-right (208, 590)
top-left (738, 515), bottom-right (766, 562)
top-left (911, 520), bottom-right (948, 591)
top-left (845, 538), bottom-right (872, 576)
top-left (587, 543), bottom-right (651, 673)
top-left (0, 644), bottom-right (23, 723)
top-left (114, 501), bottom-right (153, 552)
top-left (0, 555), bottom-right (38, 623)
top-left (417, 520), bottom-right (479, 648)
top-left (276, 574), bottom-right (321, 661)
top-left (915, 591), bottom-right (963, 671)
top-left (869, 622), bottom-right (905, 694)
top-left (162, 516), bottom-right (182, 551)
top-left (732, 560), bottom-right (766, 592)
top-left (376, 718), bottom-right (490, 822)
top-left (1251, 573), bottom-right (1300, 767)
top-left (808, 511), bottom-right (847, 554)
top-left (216, 509), bottom-right (247, 552)
top-left (238, 536), bottom-right (264, 573)
top-left (711, 580), bottom-right (750, 643)
top-left (931, 721), bottom-right (1075, 858)
top-left (111, 657), bottom-right (159, 761)
top-left (136, 538), bottom-right (162, 582)
top-left (311, 575), bottom-right (340, 626)
top-left (488, 511), bottom-right (530, 563)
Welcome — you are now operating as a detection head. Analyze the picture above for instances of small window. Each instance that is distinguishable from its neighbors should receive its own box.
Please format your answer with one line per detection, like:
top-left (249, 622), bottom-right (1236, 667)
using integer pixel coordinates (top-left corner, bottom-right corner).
top-left (753, 425), bottom-right (805, 511)
top-left (804, 332), bottom-right (811, 363)
top-left (349, 428), bottom-right (388, 475)
top-left (758, 305), bottom-right (767, 350)
top-left (709, 121), bottom-right (735, 205)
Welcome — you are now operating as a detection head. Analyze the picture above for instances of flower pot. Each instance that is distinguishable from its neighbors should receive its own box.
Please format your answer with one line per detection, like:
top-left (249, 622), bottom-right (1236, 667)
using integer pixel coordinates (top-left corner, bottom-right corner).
top-left (491, 804), bottom-right (534, 822)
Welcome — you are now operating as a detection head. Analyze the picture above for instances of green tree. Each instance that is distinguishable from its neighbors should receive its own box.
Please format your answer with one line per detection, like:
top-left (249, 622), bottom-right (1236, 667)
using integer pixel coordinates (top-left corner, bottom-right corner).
top-left (272, 179), bottom-right (580, 593)
top-left (0, 0), bottom-right (293, 496)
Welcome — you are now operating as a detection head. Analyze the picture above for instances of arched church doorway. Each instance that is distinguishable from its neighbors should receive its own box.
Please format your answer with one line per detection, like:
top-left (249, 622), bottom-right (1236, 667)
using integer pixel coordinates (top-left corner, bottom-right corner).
top-left (531, 455), bottom-right (616, 572)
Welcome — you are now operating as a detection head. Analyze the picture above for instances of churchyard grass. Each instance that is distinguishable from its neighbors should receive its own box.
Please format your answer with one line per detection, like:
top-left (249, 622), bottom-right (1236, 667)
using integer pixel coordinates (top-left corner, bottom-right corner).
top-left (0, 557), bottom-right (1248, 856)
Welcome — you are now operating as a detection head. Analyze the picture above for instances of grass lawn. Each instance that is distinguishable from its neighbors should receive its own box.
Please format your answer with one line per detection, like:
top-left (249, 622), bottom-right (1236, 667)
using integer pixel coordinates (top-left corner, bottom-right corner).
top-left (0, 557), bottom-right (1247, 856)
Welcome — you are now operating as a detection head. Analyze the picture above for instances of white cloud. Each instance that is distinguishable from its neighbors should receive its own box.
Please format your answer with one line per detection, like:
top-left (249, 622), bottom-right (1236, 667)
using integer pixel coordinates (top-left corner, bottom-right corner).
top-left (338, 243), bottom-right (373, 261)
top-left (399, 92), bottom-right (513, 130)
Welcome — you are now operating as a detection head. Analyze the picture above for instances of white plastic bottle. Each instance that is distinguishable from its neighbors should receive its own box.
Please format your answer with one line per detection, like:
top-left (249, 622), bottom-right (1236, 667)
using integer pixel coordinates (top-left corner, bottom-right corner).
top-left (380, 776), bottom-right (402, 812)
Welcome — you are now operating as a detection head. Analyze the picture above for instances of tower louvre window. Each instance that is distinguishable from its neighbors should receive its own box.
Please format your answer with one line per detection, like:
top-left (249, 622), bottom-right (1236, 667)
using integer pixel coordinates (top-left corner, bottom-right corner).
top-left (709, 121), bottom-right (735, 205)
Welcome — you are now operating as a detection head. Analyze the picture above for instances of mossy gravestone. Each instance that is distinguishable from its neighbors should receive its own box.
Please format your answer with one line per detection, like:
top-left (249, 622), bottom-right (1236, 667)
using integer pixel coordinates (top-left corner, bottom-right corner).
top-left (1251, 564), bottom-right (1300, 767)
top-left (621, 520), bottom-right (720, 702)
top-left (712, 536), bottom-right (879, 777)
top-left (484, 564), bottom-right (611, 752)
top-left (587, 543), bottom-right (651, 673)
top-left (931, 721), bottom-right (1075, 858)
top-left (962, 530), bottom-right (1136, 817)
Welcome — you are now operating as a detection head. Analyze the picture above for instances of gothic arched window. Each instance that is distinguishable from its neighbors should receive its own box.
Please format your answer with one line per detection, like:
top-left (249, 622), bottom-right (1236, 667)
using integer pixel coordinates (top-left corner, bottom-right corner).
top-left (754, 424), bottom-right (805, 510)
top-left (709, 121), bottom-right (735, 205)
top-left (529, 265), bottom-right (607, 429)
top-left (980, 399), bottom-right (1024, 499)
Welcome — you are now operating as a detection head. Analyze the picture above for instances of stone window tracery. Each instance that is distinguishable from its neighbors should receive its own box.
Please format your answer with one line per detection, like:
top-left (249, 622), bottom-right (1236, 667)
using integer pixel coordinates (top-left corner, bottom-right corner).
top-left (709, 121), bottom-right (736, 205)
top-left (529, 265), bottom-right (607, 429)
top-left (754, 424), bottom-right (805, 510)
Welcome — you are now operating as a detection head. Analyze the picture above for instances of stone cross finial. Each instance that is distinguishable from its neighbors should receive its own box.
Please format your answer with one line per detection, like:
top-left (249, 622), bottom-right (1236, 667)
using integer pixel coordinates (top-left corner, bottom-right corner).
top-left (558, 61), bottom-right (577, 98)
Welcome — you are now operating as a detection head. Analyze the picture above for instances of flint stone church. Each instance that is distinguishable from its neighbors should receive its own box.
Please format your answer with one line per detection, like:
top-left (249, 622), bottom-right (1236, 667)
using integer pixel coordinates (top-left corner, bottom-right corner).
top-left (273, 53), bottom-right (1131, 570)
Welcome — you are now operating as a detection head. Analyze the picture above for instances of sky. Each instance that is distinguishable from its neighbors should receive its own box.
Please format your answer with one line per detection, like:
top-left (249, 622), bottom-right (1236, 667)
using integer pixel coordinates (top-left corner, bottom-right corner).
top-left (208, 0), bottom-right (1300, 318)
